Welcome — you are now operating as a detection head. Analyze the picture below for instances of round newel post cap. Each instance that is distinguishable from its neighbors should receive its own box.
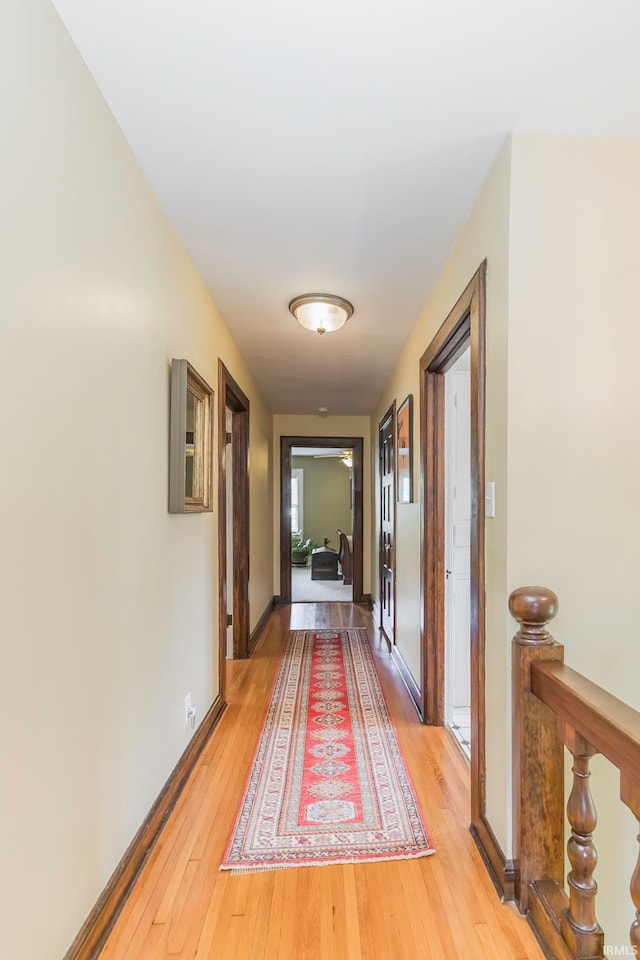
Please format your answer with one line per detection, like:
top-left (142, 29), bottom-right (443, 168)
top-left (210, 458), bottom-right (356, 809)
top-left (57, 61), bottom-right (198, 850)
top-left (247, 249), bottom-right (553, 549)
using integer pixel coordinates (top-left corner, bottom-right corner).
top-left (509, 586), bottom-right (559, 645)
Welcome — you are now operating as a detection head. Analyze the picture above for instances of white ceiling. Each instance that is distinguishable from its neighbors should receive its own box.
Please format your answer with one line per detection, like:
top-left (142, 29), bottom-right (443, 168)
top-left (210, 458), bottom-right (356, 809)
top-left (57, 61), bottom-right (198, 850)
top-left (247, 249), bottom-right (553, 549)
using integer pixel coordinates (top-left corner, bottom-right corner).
top-left (52, 0), bottom-right (640, 414)
top-left (292, 447), bottom-right (351, 458)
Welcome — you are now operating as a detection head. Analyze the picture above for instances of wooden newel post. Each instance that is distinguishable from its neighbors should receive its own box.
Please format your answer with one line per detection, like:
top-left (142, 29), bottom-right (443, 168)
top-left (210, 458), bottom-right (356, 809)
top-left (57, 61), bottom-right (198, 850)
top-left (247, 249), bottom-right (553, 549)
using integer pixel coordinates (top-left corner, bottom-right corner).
top-left (510, 586), bottom-right (565, 912)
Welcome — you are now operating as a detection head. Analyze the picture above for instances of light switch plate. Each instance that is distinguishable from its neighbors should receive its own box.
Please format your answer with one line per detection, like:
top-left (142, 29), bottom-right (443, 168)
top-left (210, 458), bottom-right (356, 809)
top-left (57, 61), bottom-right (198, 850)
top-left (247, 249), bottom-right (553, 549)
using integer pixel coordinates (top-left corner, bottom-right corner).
top-left (485, 481), bottom-right (496, 518)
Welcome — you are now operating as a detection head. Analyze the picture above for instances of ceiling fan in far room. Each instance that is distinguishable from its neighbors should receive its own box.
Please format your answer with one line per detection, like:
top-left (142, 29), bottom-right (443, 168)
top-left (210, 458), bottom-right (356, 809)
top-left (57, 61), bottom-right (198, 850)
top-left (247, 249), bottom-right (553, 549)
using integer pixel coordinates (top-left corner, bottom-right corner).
top-left (313, 449), bottom-right (353, 468)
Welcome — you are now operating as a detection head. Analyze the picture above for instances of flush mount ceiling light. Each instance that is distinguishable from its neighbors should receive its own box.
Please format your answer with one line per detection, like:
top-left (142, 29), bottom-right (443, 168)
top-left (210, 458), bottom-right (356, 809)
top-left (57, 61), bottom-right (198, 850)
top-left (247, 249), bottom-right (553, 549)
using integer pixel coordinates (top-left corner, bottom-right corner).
top-left (288, 293), bottom-right (354, 336)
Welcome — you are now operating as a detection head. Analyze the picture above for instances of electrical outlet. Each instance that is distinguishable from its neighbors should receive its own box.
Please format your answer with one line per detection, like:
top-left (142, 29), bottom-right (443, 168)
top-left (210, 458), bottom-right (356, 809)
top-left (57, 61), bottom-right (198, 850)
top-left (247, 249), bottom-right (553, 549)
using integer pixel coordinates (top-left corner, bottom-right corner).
top-left (184, 692), bottom-right (193, 729)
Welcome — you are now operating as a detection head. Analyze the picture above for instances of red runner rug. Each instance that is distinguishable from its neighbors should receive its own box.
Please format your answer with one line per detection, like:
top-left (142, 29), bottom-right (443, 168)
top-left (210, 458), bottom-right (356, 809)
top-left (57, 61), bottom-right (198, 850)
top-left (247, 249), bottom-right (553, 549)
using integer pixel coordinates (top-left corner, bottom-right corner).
top-left (220, 628), bottom-right (435, 873)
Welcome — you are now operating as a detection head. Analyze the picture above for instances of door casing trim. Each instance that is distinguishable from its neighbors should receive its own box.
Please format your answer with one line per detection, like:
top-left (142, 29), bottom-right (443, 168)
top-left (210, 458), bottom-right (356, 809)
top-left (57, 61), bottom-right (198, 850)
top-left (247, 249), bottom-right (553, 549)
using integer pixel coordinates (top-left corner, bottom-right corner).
top-left (419, 261), bottom-right (487, 831)
top-left (218, 361), bottom-right (250, 671)
top-left (378, 401), bottom-right (397, 649)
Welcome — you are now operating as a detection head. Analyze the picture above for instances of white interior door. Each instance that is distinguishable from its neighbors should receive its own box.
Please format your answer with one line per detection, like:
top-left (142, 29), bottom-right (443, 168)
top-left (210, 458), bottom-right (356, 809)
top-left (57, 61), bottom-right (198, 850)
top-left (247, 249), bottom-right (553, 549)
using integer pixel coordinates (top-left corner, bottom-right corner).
top-left (226, 407), bottom-right (234, 659)
top-left (445, 353), bottom-right (471, 724)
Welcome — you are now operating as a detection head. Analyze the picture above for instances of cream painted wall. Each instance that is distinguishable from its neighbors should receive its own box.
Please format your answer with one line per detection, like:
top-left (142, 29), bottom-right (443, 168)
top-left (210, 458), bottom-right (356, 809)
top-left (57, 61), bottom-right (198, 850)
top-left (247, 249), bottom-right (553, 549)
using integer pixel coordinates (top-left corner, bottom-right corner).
top-left (273, 415), bottom-right (372, 596)
top-left (371, 141), bottom-right (512, 849)
top-left (247, 393), bottom-right (274, 631)
top-left (0, 3), bottom-right (272, 958)
top-left (508, 131), bottom-right (640, 948)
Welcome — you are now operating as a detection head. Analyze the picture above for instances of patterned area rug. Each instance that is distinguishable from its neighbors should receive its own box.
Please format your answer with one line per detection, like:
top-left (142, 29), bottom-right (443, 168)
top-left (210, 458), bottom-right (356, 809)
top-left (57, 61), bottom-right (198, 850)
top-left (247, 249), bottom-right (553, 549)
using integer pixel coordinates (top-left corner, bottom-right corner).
top-left (220, 628), bottom-right (435, 873)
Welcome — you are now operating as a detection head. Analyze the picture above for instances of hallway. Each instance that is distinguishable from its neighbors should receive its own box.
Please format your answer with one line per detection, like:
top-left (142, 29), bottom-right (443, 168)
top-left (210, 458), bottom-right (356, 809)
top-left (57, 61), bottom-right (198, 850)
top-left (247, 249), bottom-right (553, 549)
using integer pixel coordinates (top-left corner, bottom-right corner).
top-left (99, 604), bottom-right (543, 960)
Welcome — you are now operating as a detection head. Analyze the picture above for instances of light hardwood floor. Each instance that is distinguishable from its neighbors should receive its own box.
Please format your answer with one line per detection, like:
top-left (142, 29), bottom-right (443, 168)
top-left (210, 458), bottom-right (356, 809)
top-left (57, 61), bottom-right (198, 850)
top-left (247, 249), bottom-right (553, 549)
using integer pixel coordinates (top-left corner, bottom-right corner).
top-left (99, 604), bottom-right (543, 959)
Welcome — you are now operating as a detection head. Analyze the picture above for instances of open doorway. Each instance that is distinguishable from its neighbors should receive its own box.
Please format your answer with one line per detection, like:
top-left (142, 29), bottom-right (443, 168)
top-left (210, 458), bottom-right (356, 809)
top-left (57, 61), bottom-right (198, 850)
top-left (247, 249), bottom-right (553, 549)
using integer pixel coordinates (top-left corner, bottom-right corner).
top-left (419, 262), bottom-right (488, 850)
top-left (218, 361), bottom-right (250, 686)
top-left (289, 447), bottom-right (353, 602)
top-left (279, 436), bottom-right (365, 605)
top-left (444, 347), bottom-right (471, 759)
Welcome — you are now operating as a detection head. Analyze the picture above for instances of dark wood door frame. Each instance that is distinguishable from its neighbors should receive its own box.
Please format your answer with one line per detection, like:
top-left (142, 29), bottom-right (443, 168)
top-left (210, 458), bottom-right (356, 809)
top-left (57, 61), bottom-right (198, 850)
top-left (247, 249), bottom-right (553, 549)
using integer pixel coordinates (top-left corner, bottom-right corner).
top-left (378, 402), bottom-right (396, 648)
top-left (279, 436), bottom-right (365, 605)
top-left (419, 262), bottom-right (488, 836)
top-left (218, 361), bottom-right (250, 675)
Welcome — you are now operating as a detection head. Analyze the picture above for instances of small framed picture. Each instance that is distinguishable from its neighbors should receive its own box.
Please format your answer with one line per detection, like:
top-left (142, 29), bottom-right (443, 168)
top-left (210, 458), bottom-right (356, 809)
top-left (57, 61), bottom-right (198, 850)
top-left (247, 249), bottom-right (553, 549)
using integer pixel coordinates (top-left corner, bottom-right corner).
top-left (396, 394), bottom-right (413, 503)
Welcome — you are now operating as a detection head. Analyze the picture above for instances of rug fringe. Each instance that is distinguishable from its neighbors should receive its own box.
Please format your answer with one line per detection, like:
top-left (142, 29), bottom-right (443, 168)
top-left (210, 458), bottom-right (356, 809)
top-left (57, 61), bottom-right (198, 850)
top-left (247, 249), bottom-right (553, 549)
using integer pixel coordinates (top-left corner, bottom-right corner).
top-left (221, 848), bottom-right (436, 876)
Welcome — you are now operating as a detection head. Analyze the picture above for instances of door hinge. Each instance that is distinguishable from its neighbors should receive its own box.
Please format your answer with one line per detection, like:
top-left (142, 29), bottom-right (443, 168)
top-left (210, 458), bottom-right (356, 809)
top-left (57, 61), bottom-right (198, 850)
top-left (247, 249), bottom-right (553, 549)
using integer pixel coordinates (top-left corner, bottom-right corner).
top-left (226, 431), bottom-right (232, 444)
top-left (227, 613), bottom-right (233, 626)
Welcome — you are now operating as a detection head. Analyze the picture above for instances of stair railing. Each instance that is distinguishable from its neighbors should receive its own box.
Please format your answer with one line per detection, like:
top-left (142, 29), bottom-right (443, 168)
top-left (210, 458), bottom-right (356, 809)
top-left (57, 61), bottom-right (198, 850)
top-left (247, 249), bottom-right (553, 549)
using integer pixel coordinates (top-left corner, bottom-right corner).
top-left (510, 586), bottom-right (640, 959)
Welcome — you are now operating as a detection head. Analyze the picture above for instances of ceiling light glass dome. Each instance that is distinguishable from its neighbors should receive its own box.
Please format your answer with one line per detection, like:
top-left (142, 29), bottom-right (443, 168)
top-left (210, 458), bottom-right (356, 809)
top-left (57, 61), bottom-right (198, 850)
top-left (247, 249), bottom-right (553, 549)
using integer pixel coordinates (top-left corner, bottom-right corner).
top-left (288, 294), bottom-right (354, 336)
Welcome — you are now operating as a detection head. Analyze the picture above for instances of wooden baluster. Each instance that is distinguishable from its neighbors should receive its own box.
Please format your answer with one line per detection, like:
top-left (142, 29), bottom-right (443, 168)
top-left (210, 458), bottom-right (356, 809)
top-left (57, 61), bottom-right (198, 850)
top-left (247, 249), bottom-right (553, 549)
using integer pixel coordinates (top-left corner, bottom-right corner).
top-left (631, 832), bottom-right (640, 954)
top-left (510, 586), bottom-right (565, 912)
top-left (561, 730), bottom-right (604, 958)
top-left (620, 772), bottom-right (640, 955)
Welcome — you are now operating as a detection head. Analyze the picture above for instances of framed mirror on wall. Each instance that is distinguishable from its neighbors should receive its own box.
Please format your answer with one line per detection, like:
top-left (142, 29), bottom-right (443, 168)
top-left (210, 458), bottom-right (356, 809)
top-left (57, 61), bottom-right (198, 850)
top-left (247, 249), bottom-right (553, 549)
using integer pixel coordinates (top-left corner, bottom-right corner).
top-left (169, 359), bottom-right (214, 513)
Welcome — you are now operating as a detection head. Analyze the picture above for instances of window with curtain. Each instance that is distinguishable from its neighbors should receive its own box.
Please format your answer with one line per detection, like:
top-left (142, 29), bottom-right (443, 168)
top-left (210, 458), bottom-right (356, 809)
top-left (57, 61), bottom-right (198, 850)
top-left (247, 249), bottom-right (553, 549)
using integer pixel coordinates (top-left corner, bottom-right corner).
top-left (291, 468), bottom-right (304, 534)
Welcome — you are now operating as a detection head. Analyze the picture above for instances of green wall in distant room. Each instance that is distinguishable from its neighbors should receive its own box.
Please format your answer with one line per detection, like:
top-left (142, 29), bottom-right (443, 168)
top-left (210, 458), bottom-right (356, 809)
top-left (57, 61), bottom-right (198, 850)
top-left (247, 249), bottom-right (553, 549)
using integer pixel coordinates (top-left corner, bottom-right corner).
top-left (291, 456), bottom-right (352, 549)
